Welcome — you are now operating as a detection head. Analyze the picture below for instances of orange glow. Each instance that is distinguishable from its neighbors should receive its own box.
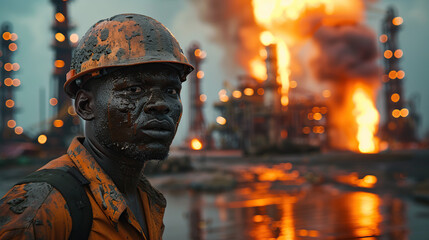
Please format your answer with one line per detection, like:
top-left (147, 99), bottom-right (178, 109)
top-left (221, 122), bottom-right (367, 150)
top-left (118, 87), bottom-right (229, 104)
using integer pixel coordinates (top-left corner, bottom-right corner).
top-left (400, 108), bottom-right (409, 117)
top-left (307, 113), bottom-right (313, 120)
top-left (391, 93), bottom-right (400, 102)
top-left (194, 49), bottom-right (201, 57)
top-left (243, 88), bottom-right (254, 96)
top-left (394, 49), bottom-right (403, 58)
top-left (250, 58), bottom-right (267, 81)
top-left (289, 80), bottom-right (297, 88)
top-left (352, 87), bottom-right (379, 153)
top-left (216, 116), bottom-right (227, 125)
top-left (302, 126), bottom-right (310, 134)
top-left (70, 33), bottom-right (79, 43)
top-left (2, 32), bottom-right (11, 40)
top-left (10, 33), bottom-right (18, 41)
top-left (362, 175), bottom-right (377, 185)
top-left (384, 50), bottom-right (393, 59)
top-left (281, 130), bottom-right (288, 138)
top-left (49, 98), bottom-right (58, 106)
top-left (336, 172), bottom-right (378, 188)
top-left (308, 230), bottom-right (320, 237)
top-left (253, 215), bottom-right (264, 223)
top-left (55, 12), bottom-right (66, 22)
top-left (320, 107), bottom-right (328, 114)
top-left (199, 94), bottom-right (207, 102)
top-left (379, 34), bottom-right (388, 43)
top-left (12, 63), bottom-right (20, 71)
top-left (55, 60), bottom-right (65, 68)
top-left (196, 70), bottom-right (204, 79)
top-left (190, 138), bottom-right (203, 150)
top-left (68, 106), bottom-right (77, 116)
top-left (312, 107), bottom-right (320, 113)
top-left (396, 70), bottom-right (405, 79)
top-left (4, 78), bottom-right (13, 86)
top-left (7, 120), bottom-right (16, 128)
top-left (38, 135), bottom-right (48, 144)
top-left (55, 33), bottom-right (66, 42)
top-left (12, 79), bottom-right (20, 87)
top-left (8, 43), bottom-right (17, 51)
top-left (53, 119), bottom-right (64, 128)
top-left (5, 99), bottom-right (15, 108)
top-left (313, 112), bottom-right (322, 121)
top-left (388, 70), bottom-right (397, 79)
top-left (392, 109), bottom-right (400, 118)
top-left (257, 88), bottom-right (264, 95)
top-left (232, 90), bottom-right (242, 98)
top-left (298, 229), bottom-right (308, 236)
top-left (392, 16), bottom-right (403, 26)
top-left (260, 31), bottom-right (274, 46)
top-left (4, 63), bottom-right (13, 71)
top-left (281, 96), bottom-right (289, 106)
top-left (349, 192), bottom-right (381, 237)
top-left (218, 89), bottom-right (227, 96)
top-left (322, 89), bottom-right (331, 98)
top-left (219, 95), bottom-right (229, 102)
top-left (14, 126), bottom-right (23, 135)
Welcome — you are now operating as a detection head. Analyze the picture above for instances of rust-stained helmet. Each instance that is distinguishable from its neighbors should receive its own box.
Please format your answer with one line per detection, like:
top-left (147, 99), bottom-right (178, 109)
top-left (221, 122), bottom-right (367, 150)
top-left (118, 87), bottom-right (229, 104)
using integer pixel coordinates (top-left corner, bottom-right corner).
top-left (65, 13), bottom-right (194, 98)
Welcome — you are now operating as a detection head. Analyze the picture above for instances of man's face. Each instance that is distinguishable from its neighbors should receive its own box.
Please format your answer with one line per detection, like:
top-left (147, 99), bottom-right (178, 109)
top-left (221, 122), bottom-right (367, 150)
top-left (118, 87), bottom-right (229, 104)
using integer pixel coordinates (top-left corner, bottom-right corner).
top-left (89, 64), bottom-right (183, 161)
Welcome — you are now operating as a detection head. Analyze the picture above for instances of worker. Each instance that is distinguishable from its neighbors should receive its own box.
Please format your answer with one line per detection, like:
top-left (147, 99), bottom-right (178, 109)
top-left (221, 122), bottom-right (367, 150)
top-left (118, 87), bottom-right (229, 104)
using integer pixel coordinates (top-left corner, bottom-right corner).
top-left (0, 14), bottom-right (193, 239)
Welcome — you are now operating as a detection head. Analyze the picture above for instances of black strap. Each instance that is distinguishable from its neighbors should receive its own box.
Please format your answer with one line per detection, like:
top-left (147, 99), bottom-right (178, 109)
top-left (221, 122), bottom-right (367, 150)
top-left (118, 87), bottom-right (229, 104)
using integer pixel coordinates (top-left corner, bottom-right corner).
top-left (17, 168), bottom-right (93, 240)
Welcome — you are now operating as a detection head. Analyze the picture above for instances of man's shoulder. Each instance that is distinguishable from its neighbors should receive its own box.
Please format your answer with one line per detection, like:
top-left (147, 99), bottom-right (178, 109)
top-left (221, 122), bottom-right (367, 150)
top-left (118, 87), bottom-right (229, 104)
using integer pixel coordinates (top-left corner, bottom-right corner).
top-left (0, 155), bottom-right (75, 238)
top-left (0, 181), bottom-right (71, 238)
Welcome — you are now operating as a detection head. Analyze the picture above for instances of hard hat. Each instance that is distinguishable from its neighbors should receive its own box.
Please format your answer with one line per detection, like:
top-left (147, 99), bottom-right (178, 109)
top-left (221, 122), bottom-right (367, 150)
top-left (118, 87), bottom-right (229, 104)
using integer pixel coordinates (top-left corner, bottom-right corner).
top-left (65, 14), bottom-right (194, 98)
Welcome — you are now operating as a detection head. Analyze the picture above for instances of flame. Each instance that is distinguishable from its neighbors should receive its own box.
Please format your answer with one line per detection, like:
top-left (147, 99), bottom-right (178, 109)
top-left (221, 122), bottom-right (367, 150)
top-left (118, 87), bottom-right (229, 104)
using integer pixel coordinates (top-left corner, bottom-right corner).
top-left (250, 0), bottom-right (363, 106)
top-left (191, 138), bottom-right (203, 150)
top-left (352, 87), bottom-right (379, 153)
top-left (248, 0), bottom-right (378, 152)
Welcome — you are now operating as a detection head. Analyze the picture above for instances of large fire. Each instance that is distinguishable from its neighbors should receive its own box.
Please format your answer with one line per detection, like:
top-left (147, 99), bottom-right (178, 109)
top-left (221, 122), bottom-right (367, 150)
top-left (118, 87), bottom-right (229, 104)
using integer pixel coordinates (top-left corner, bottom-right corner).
top-left (249, 0), bottom-right (379, 153)
top-left (193, 0), bottom-right (380, 153)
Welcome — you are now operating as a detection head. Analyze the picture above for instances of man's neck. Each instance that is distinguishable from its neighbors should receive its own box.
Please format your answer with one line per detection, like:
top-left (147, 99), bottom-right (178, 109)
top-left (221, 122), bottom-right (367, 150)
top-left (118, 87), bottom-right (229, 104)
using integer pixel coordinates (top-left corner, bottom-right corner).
top-left (83, 138), bottom-right (144, 198)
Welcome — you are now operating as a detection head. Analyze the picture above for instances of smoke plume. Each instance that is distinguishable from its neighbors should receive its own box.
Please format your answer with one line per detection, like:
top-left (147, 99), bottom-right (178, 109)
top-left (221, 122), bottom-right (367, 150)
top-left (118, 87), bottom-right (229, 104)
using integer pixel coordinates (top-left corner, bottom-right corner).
top-left (190, 0), bottom-right (261, 76)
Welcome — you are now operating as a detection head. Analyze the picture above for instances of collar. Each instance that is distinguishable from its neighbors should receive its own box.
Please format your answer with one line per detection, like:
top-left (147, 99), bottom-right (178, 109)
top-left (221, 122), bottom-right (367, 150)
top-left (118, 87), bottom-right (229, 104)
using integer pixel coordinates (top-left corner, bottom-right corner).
top-left (67, 137), bottom-right (127, 224)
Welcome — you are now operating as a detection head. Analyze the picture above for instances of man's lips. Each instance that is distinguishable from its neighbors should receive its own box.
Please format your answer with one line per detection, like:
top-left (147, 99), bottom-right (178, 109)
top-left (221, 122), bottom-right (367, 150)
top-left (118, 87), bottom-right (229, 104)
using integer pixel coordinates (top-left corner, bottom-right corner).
top-left (140, 119), bottom-right (175, 139)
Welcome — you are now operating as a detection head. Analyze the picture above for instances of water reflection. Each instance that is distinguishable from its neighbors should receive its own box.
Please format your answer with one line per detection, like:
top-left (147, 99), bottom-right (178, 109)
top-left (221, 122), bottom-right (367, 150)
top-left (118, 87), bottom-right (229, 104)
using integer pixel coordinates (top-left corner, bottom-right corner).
top-left (180, 183), bottom-right (407, 240)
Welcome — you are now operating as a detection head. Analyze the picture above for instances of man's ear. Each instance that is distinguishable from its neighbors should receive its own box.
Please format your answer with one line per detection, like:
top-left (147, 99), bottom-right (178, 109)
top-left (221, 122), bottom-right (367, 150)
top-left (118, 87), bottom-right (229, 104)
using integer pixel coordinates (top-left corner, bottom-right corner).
top-left (75, 89), bottom-right (95, 121)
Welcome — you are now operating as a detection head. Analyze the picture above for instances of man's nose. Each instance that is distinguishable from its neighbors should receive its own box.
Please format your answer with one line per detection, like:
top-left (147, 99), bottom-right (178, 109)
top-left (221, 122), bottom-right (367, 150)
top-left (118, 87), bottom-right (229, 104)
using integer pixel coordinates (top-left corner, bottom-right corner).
top-left (143, 90), bottom-right (170, 114)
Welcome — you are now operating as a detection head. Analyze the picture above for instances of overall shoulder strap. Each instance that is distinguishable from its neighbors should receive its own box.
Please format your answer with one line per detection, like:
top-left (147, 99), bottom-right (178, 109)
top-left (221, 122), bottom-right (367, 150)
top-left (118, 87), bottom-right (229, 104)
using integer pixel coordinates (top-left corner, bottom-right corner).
top-left (17, 167), bottom-right (93, 240)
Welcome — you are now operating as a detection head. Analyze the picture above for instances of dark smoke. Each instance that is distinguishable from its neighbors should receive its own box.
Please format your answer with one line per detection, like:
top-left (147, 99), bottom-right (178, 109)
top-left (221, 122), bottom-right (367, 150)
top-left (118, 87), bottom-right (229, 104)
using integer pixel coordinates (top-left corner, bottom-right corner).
top-left (311, 24), bottom-right (380, 84)
top-left (190, 0), bottom-right (262, 76)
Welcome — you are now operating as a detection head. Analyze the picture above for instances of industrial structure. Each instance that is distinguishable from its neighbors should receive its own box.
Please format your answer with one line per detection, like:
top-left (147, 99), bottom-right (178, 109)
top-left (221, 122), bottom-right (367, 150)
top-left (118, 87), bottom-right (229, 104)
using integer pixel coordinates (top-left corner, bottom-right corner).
top-left (0, 23), bottom-right (22, 142)
top-left (186, 43), bottom-right (211, 150)
top-left (380, 6), bottom-right (418, 144)
top-left (45, 0), bottom-right (80, 148)
top-left (213, 43), bottom-right (328, 154)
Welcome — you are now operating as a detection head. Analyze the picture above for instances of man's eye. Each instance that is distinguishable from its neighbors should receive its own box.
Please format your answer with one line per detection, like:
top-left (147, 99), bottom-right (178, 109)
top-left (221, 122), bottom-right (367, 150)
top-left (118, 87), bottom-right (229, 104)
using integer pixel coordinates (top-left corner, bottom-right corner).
top-left (127, 86), bottom-right (142, 93)
top-left (167, 88), bottom-right (178, 95)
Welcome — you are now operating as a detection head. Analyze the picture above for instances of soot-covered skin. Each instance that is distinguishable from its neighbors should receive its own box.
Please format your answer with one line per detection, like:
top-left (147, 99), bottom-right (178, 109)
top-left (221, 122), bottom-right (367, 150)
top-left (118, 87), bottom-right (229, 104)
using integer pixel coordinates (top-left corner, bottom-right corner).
top-left (83, 63), bottom-right (183, 162)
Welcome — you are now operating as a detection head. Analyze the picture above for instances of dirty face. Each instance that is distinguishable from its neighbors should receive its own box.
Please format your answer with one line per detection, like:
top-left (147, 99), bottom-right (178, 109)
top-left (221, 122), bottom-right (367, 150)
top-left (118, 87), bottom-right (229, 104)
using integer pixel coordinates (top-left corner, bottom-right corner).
top-left (89, 64), bottom-right (182, 161)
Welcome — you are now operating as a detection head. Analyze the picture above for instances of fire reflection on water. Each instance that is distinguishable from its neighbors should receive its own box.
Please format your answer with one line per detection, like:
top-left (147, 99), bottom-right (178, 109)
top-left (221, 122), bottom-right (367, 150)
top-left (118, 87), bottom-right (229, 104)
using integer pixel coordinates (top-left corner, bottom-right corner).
top-left (181, 166), bottom-right (406, 240)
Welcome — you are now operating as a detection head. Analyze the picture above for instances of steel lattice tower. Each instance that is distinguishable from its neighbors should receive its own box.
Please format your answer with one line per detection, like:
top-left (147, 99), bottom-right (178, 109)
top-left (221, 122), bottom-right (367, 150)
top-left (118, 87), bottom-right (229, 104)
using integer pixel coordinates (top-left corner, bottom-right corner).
top-left (381, 6), bottom-right (416, 142)
top-left (0, 23), bottom-right (20, 142)
top-left (186, 43), bottom-right (207, 149)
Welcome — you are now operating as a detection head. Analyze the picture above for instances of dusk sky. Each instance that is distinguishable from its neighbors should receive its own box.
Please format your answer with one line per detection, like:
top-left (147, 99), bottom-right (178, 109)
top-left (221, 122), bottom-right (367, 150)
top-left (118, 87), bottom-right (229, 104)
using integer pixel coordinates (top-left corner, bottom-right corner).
top-left (1, 0), bottom-right (428, 145)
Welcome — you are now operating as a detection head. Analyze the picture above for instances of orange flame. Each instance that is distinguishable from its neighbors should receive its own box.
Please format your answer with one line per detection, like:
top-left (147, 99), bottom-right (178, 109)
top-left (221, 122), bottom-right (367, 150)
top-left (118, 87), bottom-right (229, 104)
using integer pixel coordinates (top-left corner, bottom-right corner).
top-left (250, 0), bottom-right (378, 152)
top-left (352, 88), bottom-right (380, 153)
top-left (251, 0), bottom-right (363, 106)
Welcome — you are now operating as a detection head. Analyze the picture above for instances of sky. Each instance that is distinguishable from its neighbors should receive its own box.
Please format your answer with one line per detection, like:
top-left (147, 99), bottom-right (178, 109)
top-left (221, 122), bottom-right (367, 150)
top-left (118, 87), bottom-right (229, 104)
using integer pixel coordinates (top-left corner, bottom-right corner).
top-left (0, 0), bottom-right (428, 146)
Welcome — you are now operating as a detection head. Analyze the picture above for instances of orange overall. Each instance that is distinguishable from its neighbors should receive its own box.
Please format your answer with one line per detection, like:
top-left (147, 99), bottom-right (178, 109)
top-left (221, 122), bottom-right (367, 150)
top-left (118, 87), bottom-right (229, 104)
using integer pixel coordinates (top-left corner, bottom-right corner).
top-left (0, 137), bottom-right (166, 239)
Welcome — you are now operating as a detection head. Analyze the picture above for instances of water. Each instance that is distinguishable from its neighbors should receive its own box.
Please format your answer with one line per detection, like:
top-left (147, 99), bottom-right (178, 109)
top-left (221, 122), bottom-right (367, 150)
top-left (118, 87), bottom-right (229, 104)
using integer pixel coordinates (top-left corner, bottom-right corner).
top-left (162, 183), bottom-right (412, 240)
